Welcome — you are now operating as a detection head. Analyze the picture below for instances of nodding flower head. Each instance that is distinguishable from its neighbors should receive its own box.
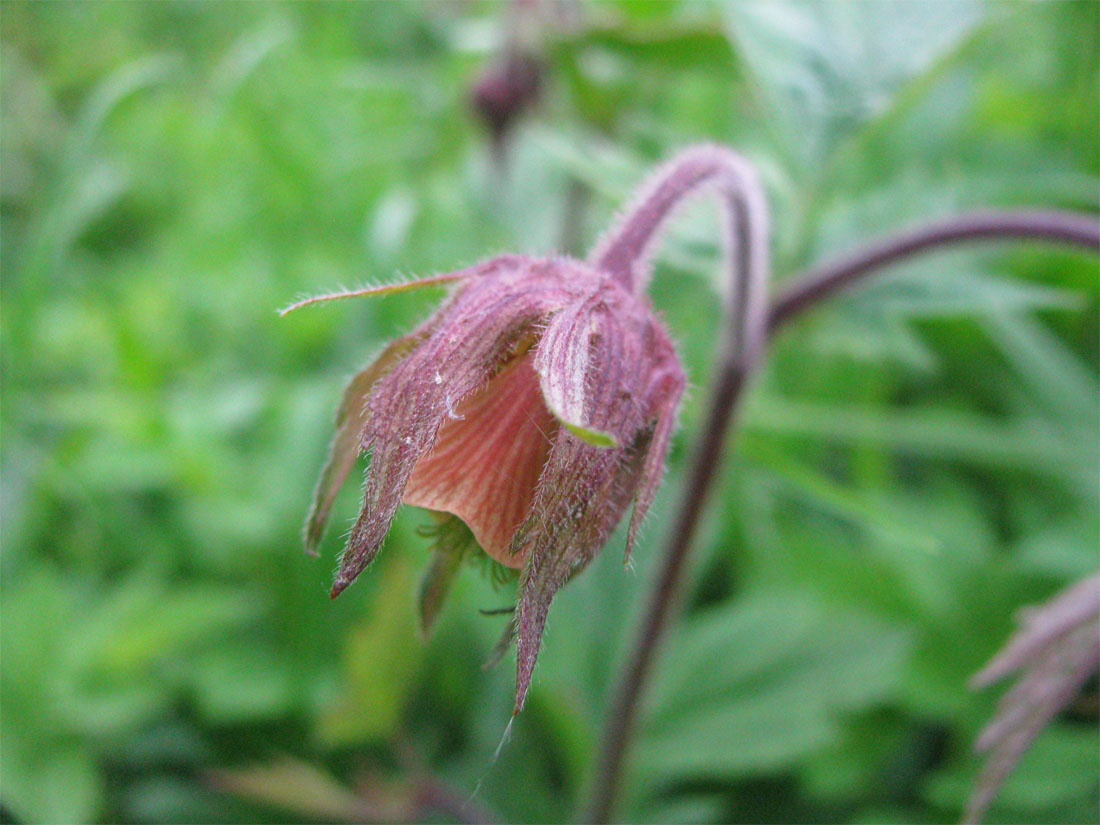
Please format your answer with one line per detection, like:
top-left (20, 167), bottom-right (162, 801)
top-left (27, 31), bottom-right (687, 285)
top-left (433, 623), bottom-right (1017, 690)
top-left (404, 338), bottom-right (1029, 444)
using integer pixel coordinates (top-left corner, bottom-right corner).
top-left (286, 145), bottom-right (764, 715)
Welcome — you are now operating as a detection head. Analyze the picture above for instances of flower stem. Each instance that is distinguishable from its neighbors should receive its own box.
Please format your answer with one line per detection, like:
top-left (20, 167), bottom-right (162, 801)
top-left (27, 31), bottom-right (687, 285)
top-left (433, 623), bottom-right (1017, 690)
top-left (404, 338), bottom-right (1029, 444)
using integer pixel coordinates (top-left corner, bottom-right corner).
top-left (769, 210), bottom-right (1100, 331)
top-left (584, 208), bottom-right (1099, 824)
top-left (585, 145), bottom-right (773, 822)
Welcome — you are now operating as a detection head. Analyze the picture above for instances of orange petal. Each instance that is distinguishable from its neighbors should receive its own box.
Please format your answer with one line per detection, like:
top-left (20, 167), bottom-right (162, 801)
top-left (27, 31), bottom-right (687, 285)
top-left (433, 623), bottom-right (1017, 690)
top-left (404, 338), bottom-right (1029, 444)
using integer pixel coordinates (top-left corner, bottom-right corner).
top-left (403, 355), bottom-right (557, 567)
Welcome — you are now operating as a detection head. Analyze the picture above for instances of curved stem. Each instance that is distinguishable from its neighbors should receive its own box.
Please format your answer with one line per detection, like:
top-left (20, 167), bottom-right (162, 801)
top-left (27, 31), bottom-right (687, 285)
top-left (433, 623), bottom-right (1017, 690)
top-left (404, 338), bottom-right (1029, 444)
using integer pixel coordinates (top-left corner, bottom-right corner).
top-left (590, 145), bottom-right (771, 354)
top-left (584, 208), bottom-right (1099, 823)
top-left (585, 147), bottom-right (773, 822)
top-left (769, 210), bottom-right (1099, 330)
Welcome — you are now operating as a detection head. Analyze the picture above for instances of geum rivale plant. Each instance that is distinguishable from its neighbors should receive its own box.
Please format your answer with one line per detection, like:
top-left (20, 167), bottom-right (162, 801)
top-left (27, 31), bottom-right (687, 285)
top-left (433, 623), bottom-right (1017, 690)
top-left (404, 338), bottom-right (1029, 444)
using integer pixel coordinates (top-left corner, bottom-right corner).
top-left (282, 146), bottom-right (759, 715)
top-left (282, 144), bottom-right (1099, 822)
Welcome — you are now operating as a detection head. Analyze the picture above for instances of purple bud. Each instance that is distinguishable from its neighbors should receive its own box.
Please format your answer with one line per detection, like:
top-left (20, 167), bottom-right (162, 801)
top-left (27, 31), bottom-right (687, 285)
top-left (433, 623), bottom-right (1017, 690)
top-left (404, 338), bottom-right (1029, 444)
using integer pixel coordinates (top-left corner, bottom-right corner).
top-left (471, 51), bottom-right (541, 148)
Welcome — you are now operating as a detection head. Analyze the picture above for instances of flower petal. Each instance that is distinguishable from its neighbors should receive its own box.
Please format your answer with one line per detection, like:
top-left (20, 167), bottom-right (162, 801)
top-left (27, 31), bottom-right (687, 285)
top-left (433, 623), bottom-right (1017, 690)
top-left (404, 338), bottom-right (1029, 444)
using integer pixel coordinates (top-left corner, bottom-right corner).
top-left (304, 331), bottom-right (427, 555)
top-left (403, 354), bottom-right (557, 567)
top-left (332, 257), bottom-right (577, 597)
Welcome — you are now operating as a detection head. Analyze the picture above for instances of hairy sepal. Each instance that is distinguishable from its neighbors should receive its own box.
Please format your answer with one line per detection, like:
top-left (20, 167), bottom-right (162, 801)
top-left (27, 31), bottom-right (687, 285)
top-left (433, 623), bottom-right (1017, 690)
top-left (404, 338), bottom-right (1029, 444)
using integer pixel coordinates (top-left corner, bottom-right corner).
top-left (625, 325), bottom-right (685, 565)
top-left (512, 287), bottom-right (661, 713)
top-left (332, 258), bottom-right (579, 597)
top-left (304, 332), bottom-right (429, 556)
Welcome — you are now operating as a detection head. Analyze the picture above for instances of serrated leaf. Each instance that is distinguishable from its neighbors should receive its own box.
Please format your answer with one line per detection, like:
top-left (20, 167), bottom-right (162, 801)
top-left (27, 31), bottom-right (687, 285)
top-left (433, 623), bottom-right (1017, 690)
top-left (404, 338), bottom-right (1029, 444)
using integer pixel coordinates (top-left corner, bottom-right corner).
top-left (745, 397), bottom-right (1096, 493)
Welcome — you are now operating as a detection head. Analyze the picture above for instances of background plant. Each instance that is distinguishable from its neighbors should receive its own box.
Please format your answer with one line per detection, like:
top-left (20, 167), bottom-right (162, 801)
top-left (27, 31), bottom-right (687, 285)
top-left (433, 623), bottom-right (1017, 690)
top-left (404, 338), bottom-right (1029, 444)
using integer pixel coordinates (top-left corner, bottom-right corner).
top-left (2, 2), bottom-right (1097, 823)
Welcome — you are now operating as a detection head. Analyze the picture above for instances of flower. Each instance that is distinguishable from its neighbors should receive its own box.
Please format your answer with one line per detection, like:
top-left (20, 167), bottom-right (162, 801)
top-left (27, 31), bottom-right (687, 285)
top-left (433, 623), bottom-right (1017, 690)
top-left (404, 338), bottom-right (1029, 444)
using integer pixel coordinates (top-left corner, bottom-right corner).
top-left (966, 573), bottom-right (1100, 823)
top-left (295, 253), bottom-right (685, 713)
top-left (289, 144), bottom-right (765, 715)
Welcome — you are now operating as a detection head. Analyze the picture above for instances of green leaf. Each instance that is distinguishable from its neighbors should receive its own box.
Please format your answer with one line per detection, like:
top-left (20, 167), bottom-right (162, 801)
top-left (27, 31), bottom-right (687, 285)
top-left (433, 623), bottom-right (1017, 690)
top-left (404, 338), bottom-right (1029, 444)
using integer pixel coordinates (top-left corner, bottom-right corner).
top-left (638, 589), bottom-right (912, 784)
top-left (0, 737), bottom-right (103, 825)
top-left (721, 0), bottom-right (985, 170)
top-left (982, 311), bottom-right (1099, 425)
top-left (189, 645), bottom-right (297, 723)
top-left (745, 397), bottom-right (1097, 494)
top-left (211, 757), bottom-right (364, 822)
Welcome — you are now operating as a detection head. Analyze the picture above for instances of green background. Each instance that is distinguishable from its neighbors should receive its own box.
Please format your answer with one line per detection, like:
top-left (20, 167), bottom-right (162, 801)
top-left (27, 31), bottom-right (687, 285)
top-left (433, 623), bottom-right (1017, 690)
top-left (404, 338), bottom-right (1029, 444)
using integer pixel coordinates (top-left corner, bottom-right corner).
top-left (2, 1), bottom-right (1097, 822)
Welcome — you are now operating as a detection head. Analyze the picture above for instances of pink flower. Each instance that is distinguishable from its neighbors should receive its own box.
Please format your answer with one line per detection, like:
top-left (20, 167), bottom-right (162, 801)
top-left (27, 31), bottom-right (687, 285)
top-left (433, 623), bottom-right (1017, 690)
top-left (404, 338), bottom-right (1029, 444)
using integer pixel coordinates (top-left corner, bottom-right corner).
top-left (286, 145), bottom-right (761, 714)
top-left (293, 255), bottom-right (682, 714)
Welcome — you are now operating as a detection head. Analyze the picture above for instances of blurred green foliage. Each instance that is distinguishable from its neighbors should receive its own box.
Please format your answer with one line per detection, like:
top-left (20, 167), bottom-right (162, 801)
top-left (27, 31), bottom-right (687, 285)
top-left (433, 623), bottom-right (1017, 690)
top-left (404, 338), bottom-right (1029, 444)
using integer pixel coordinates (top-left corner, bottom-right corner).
top-left (2, 1), bottom-right (1097, 823)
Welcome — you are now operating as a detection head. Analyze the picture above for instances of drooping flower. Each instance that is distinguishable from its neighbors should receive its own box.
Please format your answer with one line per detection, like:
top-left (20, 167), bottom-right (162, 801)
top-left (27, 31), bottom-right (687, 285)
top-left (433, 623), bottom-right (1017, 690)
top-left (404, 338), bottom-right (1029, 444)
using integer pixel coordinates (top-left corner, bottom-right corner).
top-left (292, 255), bottom-right (682, 714)
top-left (287, 145), bottom-right (761, 714)
top-left (966, 573), bottom-right (1100, 823)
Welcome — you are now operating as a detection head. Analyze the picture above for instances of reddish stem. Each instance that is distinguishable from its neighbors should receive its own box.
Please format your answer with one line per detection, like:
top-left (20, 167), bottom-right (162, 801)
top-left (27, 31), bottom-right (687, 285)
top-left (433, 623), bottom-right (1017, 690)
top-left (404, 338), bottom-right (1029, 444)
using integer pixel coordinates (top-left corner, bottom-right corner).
top-left (584, 207), bottom-right (1099, 823)
top-left (585, 146), bottom-right (772, 821)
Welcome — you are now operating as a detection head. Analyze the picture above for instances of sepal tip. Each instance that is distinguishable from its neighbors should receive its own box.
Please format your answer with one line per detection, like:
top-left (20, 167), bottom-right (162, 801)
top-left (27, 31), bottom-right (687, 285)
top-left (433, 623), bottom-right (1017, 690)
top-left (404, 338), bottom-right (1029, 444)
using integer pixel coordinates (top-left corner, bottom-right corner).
top-left (329, 578), bottom-right (351, 599)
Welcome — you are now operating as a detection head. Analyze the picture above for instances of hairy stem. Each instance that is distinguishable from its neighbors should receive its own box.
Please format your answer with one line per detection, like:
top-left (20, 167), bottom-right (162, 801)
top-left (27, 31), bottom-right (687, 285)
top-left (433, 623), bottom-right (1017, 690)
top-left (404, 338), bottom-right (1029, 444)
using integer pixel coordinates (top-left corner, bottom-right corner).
top-left (585, 146), bottom-right (772, 822)
top-left (590, 145), bottom-right (771, 358)
top-left (584, 207), bottom-right (1099, 823)
top-left (769, 210), bottom-right (1100, 330)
